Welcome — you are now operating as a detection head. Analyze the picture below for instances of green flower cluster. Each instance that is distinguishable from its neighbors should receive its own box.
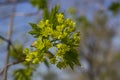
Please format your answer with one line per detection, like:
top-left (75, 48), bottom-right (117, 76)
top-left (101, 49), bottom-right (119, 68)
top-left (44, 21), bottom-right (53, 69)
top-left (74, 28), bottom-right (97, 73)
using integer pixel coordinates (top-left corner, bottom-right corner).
top-left (24, 7), bottom-right (80, 69)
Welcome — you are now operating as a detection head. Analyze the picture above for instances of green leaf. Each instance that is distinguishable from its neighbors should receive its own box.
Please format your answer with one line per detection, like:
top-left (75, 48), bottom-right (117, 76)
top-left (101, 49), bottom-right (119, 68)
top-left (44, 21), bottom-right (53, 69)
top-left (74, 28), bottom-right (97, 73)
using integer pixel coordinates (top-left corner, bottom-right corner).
top-left (30, 0), bottom-right (47, 9)
top-left (108, 2), bottom-right (120, 14)
top-left (29, 23), bottom-right (40, 37)
top-left (10, 44), bottom-right (25, 60)
top-left (56, 62), bottom-right (66, 69)
top-left (63, 48), bottom-right (80, 69)
top-left (49, 5), bottom-right (59, 28)
top-left (13, 67), bottom-right (33, 80)
top-left (43, 8), bottom-right (50, 20)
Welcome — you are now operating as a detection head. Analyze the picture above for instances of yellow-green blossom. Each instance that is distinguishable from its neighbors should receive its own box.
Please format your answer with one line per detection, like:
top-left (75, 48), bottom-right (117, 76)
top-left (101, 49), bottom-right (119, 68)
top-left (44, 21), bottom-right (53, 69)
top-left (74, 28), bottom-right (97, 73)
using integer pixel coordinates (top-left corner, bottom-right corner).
top-left (24, 8), bottom-right (80, 69)
top-left (43, 39), bottom-right (52, 49)
top-left (41, 27), bottom-right (53, 37)
top-left (56, 13), bottom-right (64, 23)
top-left (38, 20), bottom-right (45, 28)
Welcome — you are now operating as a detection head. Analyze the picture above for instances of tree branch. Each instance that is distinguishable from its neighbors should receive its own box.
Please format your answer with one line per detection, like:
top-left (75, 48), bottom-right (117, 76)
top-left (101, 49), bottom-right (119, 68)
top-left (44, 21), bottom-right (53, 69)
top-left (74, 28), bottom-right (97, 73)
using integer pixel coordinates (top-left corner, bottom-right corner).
top-left (2, 0), bottom-right (16, 80)
top-left (0, 35), bottom-right (18, 54)
top-left (0, 35), bottom-right (9, 42)
top-left (14, 11), bottom-right (40, 16)
top-left (0, 0), bottom-right (29, 6)
top-left (0, 11), bottom-right (40, 20)
top-left (0, 59), bottom-right (25, 75)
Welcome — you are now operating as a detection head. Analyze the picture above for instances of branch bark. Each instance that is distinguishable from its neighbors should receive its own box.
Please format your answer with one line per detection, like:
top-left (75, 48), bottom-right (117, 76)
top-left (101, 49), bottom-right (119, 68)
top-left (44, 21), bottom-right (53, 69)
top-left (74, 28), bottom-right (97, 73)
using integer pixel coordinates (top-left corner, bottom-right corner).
top-left (0, 35), bottom-right (18, 54)
top-left (0, 0), bottom-right (29, 6)
top-left (0, 35), bottom-right (9, 42)
top-left (2, 0), bottom-right (16, 80)
top-left (0, 11), bottom-right (40, 20)
top-left (0, 60), bottom-right (25, 75)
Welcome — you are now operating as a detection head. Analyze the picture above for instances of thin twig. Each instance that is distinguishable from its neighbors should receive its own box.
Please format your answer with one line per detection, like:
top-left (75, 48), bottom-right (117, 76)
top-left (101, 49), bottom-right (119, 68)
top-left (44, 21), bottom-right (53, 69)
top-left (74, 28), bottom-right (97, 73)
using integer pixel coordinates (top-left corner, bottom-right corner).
top-left (0, 0), bottom-right (29, 6)
top-left (0, 35), bottom-right (9, 42)
top-left (0, 60), bottom-right (25, 75)
top-left (2, 0), bottom-right (16, 80)
top-left (0, 35), bottom-right (18, 58)
top-left (14, 12), bottom-right (39, 16)
top-left (0, 11), bottom-right (39, 20)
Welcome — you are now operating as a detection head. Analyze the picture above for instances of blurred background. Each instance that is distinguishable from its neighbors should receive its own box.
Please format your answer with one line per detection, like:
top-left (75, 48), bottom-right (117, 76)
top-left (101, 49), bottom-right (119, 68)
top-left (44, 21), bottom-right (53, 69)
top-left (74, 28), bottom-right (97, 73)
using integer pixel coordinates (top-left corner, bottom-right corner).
top-left (0, 0), bottom-right (120, 80)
